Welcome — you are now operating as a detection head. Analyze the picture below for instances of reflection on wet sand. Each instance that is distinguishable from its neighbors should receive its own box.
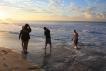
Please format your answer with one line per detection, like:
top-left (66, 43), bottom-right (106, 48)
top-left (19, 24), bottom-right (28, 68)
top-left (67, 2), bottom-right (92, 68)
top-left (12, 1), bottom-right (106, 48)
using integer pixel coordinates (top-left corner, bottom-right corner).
top-left (21, 52), bottom-right (28, 59)
top-left (42, 49), bottom-right (51, 70)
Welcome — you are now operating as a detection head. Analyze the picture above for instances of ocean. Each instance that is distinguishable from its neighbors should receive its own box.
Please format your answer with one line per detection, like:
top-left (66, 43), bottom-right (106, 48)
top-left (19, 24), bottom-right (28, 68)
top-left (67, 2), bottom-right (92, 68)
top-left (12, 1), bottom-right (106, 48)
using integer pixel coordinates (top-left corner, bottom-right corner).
top-left (0, 21), bottom-right (106, 65)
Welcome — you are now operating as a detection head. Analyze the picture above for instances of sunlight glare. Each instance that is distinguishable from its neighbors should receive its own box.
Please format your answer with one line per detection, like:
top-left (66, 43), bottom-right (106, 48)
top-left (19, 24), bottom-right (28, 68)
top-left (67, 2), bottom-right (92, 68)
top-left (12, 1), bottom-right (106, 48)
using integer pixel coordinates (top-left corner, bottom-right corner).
top-left (0, 11), bottom-right (8, 20)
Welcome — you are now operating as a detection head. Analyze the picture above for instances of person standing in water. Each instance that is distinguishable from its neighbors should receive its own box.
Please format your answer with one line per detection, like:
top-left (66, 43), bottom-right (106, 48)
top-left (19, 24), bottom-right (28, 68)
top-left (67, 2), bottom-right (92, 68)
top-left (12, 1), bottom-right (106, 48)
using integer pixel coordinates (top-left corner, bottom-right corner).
top-left (72, 30), bottom-right (79, 49)
top-left (19, 24), bottom-right (31, 53)
top-left (44, 27), bottom-right (52, 54)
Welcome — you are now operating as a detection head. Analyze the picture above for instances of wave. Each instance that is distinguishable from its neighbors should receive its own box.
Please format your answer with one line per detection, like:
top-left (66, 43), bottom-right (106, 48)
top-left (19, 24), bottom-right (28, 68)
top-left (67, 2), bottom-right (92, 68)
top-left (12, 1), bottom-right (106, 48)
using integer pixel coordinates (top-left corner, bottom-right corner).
top-left (89, 31), bottom-right (106, 35)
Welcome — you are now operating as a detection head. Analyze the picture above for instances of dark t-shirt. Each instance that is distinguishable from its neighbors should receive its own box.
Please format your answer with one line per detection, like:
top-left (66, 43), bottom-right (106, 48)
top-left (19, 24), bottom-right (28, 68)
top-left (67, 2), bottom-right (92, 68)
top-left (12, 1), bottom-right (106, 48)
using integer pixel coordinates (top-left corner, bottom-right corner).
top-left (20, 29), bottom-right (30, 41)
top-left (44, 29), bottom-right (51, 39)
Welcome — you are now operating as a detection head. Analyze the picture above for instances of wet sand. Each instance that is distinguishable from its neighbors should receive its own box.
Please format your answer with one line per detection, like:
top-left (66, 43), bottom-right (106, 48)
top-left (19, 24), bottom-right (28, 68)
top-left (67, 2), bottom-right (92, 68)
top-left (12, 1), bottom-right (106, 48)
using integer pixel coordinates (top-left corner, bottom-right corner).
top-left (0, 47), bottom-right (42, 71)
top-left (0, 45), bottom-right (105, 71)
top-left (35, 46), bottom-right (106, 71)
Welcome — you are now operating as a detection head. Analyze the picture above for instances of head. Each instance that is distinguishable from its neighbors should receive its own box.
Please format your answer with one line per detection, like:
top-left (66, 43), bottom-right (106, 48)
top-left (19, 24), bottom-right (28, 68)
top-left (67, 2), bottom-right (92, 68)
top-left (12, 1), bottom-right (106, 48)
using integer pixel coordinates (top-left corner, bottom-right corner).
top-left (44, 27), bottom-right (47, 30)
top-left (25, 23), bottom-right (29, 27)
top-left (74, 30), bottom-right (76, 33)
top-left (24, 23), bottom-right (30, 29)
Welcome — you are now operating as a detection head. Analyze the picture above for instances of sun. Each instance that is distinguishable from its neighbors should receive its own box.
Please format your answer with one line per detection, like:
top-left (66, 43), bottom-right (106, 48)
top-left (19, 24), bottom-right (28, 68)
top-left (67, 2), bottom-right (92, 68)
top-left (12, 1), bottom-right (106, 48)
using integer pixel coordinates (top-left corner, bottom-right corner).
top-left (0, 11), bottom-right (9, 20)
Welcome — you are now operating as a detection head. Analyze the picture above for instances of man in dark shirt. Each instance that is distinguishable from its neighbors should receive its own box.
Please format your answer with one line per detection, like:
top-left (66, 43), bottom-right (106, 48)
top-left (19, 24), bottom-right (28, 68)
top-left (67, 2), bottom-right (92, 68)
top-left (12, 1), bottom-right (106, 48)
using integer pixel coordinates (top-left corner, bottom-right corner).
top-left (44, 27), bottom-right (52, 53)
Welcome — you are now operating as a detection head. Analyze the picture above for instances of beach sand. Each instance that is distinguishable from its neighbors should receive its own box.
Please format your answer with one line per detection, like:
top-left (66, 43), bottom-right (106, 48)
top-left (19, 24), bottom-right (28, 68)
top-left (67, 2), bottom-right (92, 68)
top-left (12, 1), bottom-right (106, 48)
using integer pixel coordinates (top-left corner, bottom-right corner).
top-left (0, 47), bottom-right (42, 71)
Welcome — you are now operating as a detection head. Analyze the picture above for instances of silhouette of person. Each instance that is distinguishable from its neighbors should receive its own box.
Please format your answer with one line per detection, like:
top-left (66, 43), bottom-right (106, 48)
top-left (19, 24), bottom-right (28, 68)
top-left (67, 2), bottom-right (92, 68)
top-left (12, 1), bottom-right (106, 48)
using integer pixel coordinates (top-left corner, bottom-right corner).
top-left (72, 30), bottom-right (79, 49)
top-left (19, 24), bottom-right (31, 53)
top-left (44, 27), bottom-right (52, 54)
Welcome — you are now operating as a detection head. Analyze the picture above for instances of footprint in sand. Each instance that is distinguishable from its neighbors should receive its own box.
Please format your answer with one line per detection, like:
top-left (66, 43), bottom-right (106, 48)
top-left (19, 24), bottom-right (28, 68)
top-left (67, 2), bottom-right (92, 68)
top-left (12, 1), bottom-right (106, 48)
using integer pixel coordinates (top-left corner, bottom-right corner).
top-left (28, 65), bottom-right (40, 70)
top-left (1, 50), bottom-right (8, 54)
top-left (3, 63), bottom-right (8, 68)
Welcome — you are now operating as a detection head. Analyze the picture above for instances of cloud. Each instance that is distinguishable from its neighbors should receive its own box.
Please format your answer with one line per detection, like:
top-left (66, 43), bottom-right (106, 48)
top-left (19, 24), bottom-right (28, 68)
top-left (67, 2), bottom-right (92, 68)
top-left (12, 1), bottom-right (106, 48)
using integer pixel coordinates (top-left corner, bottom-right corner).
top-left (0, 0), bottom-right (52, 14)
top-left (47, 0), bottom-right (66, 15)
top-left (0, 0), bottom-right (105, 21)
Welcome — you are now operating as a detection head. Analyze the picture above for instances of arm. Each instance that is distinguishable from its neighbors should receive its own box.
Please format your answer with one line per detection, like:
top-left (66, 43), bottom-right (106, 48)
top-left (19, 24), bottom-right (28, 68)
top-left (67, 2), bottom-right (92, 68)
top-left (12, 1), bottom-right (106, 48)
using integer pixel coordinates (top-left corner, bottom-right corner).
top-left (44, 31), bottom-right (46, 37)
top-left (28, 26), bottom-right (31, 33)
top-left (72, 33), bottom-right (74, 41)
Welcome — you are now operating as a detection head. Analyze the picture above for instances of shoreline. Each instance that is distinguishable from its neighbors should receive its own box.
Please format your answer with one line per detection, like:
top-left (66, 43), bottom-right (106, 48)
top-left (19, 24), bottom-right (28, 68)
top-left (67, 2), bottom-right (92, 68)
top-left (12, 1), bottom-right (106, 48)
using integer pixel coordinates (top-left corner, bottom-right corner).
top-left (0, 45), bottom-right (105, 71)
top-left (0, 47), bottom-right (42, 71)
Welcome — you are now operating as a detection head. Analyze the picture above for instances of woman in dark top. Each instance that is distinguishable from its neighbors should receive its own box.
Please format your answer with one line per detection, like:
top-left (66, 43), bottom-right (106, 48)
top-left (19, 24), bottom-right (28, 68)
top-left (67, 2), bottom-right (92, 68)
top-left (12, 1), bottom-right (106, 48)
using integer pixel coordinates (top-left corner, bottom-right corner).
top-left (19, 24), bottom-right (31, 53)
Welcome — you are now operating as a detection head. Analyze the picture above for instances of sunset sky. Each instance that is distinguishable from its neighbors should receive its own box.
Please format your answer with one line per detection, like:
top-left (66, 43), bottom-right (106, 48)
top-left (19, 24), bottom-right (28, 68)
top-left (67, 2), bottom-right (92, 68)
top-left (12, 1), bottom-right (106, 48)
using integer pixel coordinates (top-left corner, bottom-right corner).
top-left (0, 0), bottom-right (106, 22)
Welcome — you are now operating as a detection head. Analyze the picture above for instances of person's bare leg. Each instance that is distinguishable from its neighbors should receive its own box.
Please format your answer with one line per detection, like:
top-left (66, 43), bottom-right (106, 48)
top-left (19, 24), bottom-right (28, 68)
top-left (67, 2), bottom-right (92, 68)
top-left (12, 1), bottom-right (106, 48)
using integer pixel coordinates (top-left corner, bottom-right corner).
top-left (74, 43), bottom-right (78, 49)
top-left (76, 41), bottom-right (78, 49)
top-left (45, 43), bottom-right (47, 50)
top-left (50, 43), bottom-right (52, 54)
top-left (73, 42), bottom-right (76, 48)
top-left (75, 45), bottom-right (77, 49)
top-left (25, 40), bottom-right (29, 53)
top-left (26, 40), bottom-right (29, 52)
top-left (73, 40), bottom-right (78, 49)
top-left (22, 41), bottom-right (24, 52)
top-left (23, 42), bottom-right (26, 53)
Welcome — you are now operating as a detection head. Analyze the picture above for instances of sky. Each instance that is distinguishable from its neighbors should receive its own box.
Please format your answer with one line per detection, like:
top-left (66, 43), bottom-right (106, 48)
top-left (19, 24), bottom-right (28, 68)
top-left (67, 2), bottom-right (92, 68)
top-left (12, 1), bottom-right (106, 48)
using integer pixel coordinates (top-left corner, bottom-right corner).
top-left (0, 0), bottom-right (106, 22)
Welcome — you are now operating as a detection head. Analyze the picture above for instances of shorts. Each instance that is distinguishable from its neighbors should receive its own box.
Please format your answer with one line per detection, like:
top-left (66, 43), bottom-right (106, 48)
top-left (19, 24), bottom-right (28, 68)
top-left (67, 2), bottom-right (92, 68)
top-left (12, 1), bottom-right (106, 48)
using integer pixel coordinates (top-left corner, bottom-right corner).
top-left (46, 38), bottom-right (51, 44)
top-left (74, 39), bottom-right (78, 45)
